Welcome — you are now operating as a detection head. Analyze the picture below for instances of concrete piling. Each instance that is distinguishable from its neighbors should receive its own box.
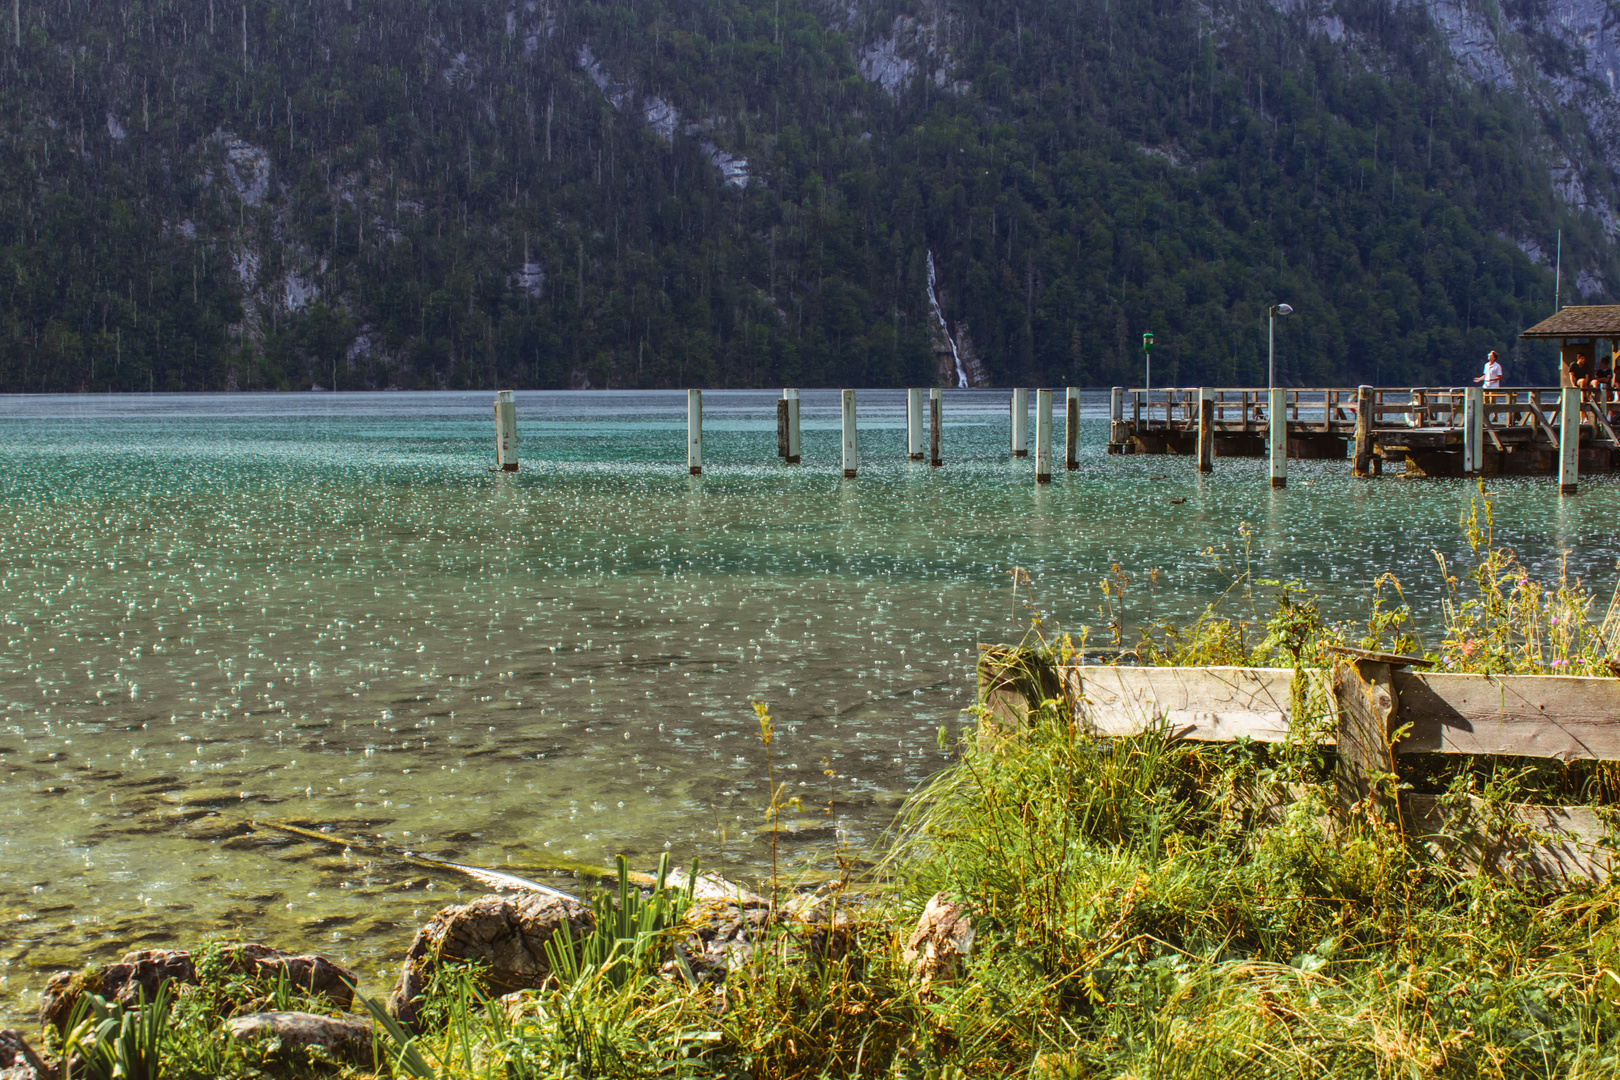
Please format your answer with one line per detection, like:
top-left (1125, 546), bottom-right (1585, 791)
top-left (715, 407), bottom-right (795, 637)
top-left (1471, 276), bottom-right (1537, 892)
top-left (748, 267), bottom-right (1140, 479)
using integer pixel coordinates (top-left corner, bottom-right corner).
top-left (906, 388), bottom-right (925, 460)
top-left (1035, 389), bottom-right (1053, 483)
top-left (687, 389), bottom-right (702, 476)
top-left (1065, 387), bottom-right (1080, 470)
top-left (1010, 387), bottom-right (1028, 457)
top-left (493, 390), bottom-right (518, 471)
top-left (1269, 387), bottom-right (1287, 489)
top-left (842, 389), bottom-right (858, 478)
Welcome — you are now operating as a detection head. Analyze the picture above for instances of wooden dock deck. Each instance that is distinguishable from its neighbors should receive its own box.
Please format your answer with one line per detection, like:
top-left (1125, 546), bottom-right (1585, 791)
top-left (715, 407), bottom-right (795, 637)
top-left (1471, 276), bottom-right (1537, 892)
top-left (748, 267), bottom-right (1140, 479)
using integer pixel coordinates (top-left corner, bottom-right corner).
top-left (1107, 386), bottom-right (1620, 478)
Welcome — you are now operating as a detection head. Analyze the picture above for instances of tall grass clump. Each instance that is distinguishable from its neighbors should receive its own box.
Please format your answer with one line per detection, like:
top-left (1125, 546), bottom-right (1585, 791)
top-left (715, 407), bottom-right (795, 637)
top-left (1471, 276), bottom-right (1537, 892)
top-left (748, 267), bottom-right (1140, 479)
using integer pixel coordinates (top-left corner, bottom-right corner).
top-left (886, 682), bottom-right (1620, 1078)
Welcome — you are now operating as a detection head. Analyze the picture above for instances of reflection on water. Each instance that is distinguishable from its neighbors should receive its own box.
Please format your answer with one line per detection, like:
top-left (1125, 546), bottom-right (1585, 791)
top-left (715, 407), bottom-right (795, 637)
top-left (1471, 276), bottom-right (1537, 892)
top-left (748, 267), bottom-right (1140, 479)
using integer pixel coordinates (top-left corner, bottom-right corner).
top-left (1, 389), bottom-right (1616, 1019)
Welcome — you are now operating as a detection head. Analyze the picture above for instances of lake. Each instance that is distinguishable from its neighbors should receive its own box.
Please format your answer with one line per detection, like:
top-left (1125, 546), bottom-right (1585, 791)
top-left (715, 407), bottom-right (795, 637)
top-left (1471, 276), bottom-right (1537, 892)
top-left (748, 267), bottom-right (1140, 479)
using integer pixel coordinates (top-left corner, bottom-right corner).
top-left (2, 388), bottom-right (1616, 1019)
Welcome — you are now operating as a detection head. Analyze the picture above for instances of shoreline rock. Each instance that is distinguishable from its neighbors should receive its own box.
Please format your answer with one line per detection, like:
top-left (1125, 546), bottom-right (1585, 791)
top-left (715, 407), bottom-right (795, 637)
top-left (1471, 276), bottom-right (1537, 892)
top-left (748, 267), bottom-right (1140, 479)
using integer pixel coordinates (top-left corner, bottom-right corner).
top-left (39, 944), bottom-right (356, 1034)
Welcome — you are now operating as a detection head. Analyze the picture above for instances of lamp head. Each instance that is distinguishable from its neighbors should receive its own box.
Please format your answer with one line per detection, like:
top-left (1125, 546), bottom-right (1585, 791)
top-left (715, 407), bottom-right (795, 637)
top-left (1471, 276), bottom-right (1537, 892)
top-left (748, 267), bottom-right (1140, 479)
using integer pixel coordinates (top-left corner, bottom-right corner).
top-left (1272, 303), bottom-right (1293, 317)
top-left (1142, 331), bottom-right (1154, 352)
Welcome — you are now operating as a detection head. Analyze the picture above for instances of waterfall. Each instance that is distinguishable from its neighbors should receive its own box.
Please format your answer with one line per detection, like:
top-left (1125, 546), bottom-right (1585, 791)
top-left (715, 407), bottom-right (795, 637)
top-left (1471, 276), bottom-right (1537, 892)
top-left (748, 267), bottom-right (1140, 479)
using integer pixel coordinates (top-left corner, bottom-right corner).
top-left (927, 251), bottom-right (969, 389)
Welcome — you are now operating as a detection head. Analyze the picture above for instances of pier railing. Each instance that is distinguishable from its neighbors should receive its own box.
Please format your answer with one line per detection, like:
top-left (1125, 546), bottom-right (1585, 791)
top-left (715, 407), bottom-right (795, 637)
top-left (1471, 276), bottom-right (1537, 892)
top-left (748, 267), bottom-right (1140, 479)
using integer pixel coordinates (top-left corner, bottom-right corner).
top-left (1122, 386), bottom-right (1593, 432)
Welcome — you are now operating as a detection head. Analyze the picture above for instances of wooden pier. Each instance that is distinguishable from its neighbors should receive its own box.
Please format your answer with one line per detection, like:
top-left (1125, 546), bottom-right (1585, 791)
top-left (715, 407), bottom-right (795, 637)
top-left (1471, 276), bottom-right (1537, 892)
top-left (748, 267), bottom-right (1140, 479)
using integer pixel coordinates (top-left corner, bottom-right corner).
top-left (1107, 385), bottom-right (1620, 479)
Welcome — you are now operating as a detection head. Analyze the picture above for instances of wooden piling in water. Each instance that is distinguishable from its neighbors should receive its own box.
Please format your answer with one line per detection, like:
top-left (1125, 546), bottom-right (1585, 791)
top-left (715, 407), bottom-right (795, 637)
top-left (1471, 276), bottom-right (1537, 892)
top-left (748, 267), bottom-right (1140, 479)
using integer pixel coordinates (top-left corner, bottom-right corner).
top-left (906, 388), bottom-right (925, 460)
top-left (1560, 386), bottom-right (1579, 494)
top-left (1197, 387), bottom-right (1214, 474)
top-left (930, 388), bottom-right (943, 467)
top-left (687, 389), bottom-right (703, 475)
top-left (841, 389), bottom-right (858, 478)
top-left (1035, 390), bottom-right (1053, 482)
top-left (783, 388), bottom-right (801, 463)
top-left (1065, 388), bottom-right (1080, 470)
top-left (1268, 387), bottom-right (1287, 488)
top-left (493, 390), bottom-right (518, 471)
top-left (1352, 385), bottom-right (1375, 477)
top-left (1010, 387), bottom-right (1028, 457)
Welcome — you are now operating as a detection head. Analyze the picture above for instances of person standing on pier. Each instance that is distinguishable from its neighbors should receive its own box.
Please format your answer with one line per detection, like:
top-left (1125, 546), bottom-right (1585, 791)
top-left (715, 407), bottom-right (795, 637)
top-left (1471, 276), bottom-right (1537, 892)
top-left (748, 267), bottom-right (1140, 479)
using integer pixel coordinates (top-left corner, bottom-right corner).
top-left (1473, 350), bottom-right (1503, 389)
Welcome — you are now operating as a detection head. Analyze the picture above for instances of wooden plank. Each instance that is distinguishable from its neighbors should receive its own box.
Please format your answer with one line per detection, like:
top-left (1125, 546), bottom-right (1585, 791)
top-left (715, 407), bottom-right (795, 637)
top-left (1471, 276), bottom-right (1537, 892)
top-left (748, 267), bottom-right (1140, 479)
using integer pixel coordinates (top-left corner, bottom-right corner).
top-left (1404, 793), bottom-right (1617, 885)
top-left (1065, 666), bottom-right (1315, 743)
top-left (1334, 659), bottom-right (1399, 820)
top-left (1396, 671), bottom-right (1620, 760)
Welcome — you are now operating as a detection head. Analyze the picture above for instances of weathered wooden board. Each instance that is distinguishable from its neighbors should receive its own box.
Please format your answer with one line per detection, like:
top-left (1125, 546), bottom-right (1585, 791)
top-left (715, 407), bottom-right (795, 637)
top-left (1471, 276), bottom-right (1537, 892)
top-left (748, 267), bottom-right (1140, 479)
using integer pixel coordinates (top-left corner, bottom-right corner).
top-left (1064, 666), bottom-right (1327, 743)
top-left (1396, 671), bottom-right (1620, 760)
top-left (1404, 793), bottom-right (1617, 885)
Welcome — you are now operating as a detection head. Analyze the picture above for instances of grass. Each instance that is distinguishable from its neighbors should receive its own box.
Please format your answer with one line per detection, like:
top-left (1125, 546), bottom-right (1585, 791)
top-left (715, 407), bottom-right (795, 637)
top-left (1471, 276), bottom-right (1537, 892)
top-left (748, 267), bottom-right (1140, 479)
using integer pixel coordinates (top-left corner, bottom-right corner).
top-left (36, 499), bottom-right (1620, 1078)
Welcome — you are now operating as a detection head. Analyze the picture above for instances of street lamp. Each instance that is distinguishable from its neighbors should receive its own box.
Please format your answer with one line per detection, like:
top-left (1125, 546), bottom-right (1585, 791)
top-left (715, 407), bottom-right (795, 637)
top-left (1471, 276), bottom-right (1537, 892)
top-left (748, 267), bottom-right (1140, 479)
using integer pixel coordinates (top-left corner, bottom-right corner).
top-left (1142, 331), bottom-right (1154, 396)
top-left (1268, 304), bottom-right (1292, 390)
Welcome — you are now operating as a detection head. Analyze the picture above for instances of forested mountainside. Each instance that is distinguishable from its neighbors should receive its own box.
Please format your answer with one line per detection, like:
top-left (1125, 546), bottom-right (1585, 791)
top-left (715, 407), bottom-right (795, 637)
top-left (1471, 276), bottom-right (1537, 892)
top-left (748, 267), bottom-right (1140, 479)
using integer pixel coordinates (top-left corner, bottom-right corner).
top-left (0, 0), bottom-right (1615, 392)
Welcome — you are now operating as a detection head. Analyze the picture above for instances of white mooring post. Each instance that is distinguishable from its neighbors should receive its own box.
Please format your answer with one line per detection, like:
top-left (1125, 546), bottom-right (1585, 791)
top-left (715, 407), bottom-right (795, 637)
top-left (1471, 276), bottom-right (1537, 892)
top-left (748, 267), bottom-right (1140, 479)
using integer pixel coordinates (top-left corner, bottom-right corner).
top-left (1463, 386), bottom-right (1483, 475)
top-left (687, 389), bottom-right (703, 475)
top-left (1269, 386), bottom-right (1287, 489)
top-left (930, 387), bottom-right (944, 467)
top-left (841, 389), bottom-right (858, 478)
top-left (493, 389), bottom-right (518, 471)
top-left (1010, 387), bottom-right (1029, 457)
top-left (906, 388), bottom-right (925, 460)
top-left (1035, 389), bottom-right (1053, 483)
top-left (783, 388), bottom-right (801, 464)
top-left (1065, 387), bottom-right (1081, 470)
top-left (1197, 387), bottom-right (1214, 474)
top-left (1559, 386), bottom-right (1580, 495)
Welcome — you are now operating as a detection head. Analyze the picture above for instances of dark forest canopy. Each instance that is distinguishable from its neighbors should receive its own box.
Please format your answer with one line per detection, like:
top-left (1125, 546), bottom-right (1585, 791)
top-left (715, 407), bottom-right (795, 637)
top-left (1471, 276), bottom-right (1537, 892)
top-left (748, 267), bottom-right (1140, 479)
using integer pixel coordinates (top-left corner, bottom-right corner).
top-left (0, 0), bottom-right (1613, 392)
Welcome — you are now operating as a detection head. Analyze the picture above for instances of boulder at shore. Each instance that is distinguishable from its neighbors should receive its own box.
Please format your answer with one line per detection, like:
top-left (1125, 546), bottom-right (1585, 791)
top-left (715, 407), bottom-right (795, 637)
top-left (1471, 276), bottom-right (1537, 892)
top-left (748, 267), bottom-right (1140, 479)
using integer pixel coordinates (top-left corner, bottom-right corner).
top-left (386, 892), bottom-right (594, 1030)
top-left (39, 944), bottom-right (356, 1034)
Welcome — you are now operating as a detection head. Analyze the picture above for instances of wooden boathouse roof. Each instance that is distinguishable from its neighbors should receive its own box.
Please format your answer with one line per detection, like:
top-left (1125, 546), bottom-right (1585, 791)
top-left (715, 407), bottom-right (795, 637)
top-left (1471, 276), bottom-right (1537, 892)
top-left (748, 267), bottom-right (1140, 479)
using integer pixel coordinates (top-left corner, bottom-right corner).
top-left (1520, 305), bottom-right (1620, 339)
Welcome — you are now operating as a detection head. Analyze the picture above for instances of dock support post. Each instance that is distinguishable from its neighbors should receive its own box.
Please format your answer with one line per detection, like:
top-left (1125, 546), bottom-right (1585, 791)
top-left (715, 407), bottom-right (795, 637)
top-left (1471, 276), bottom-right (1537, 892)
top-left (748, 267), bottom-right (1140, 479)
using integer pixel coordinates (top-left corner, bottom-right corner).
top-left (1352, 385), bottom-right (1375, 477)
top-left (1010, 387), bottom-right (1028, 457)
top-left (687, 389), bottom-right (703, 475)
top-left (1463, 386), bottom-right (1482, 475)
top-left (1035, 390), bottom-right (1053, 482)
top-left (1268, 386), bottom-right (1287, 488)
top-left (783, 388), bottom-right (801, 464)
top-left (841, 389), bottom-right (858, 478)
top-left (1559, 386), bottom-right (1579, 495)
top-left (1333, 657), bottom-right (1401, 826)
top-left (1108, 386), bottom-right (1125, 452)
top-left (1197, 387), bottom-right (1214, 474)
top-left (493, 389), bottom-right (518, 471)
top-left (905, 388), bottom-right (925, 460)
top-left (1065, 387), bottom-right (1080, 470)
top-left (929, 388), bottom-right (943, 467)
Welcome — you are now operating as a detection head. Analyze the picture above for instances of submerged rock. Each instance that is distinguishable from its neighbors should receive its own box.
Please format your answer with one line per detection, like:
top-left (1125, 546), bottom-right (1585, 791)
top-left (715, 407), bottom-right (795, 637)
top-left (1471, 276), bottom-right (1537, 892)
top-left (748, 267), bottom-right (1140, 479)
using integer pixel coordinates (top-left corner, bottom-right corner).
top-left (0, 1029), bottom-right (54, 1080)
top-left (902, 893), bottom-right (974, 990)
top-left (385, 892), bottom-right (594, 1030)
top-left (226, 1011), bottom-right (372, 1059)
top-left (39, 944), bottom-right (356, 1033)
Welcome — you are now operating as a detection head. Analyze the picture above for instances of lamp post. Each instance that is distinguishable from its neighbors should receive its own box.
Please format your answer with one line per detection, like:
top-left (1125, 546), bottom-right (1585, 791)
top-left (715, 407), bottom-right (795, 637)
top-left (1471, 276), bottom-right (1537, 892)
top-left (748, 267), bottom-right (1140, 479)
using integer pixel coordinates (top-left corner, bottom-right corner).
top-left (1267, 303), bottom-right (1292, 390)
top-left (1142, 331), bottom-right (1154, 396)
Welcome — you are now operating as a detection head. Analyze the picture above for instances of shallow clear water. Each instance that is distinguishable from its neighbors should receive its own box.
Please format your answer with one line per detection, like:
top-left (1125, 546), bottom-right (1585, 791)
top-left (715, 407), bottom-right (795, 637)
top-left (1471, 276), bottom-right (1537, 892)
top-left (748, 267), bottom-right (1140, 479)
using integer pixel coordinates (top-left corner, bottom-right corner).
top-left (2, 389), bottom-right (1616, 1019)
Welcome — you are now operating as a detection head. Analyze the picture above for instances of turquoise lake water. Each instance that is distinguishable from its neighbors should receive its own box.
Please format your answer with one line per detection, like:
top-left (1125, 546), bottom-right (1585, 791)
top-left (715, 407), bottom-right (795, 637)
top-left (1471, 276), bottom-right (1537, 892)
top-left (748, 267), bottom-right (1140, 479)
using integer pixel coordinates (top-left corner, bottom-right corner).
top-left (1, 388), bottom-right (1616, 1019)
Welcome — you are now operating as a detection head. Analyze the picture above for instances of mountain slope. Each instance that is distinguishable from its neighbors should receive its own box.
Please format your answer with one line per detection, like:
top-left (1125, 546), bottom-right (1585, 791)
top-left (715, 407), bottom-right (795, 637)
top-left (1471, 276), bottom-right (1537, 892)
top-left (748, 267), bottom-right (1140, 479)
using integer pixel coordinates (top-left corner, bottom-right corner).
top-left (0, 0), bottom-right (1613, 391)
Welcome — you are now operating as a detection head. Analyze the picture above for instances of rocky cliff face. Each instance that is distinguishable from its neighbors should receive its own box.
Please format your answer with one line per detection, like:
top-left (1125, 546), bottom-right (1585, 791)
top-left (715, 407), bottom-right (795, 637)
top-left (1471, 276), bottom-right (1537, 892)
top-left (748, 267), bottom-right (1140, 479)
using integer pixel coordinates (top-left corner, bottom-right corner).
top-left (1415, 0), bottom-right (1617, 240)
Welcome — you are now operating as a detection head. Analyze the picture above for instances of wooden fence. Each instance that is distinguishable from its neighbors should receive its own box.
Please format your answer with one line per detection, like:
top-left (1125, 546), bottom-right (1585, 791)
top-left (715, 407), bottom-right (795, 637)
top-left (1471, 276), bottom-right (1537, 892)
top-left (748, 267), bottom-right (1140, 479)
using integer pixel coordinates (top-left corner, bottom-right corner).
top-left (977, 645), bottom-right (1620, 885)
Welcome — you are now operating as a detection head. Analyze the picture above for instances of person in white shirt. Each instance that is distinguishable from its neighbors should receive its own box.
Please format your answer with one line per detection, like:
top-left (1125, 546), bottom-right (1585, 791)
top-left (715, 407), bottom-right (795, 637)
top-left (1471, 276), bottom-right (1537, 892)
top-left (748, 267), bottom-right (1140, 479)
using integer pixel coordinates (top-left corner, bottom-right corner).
top-left (1473, 350), bottom-right (1502, 388)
